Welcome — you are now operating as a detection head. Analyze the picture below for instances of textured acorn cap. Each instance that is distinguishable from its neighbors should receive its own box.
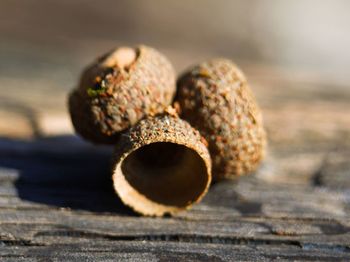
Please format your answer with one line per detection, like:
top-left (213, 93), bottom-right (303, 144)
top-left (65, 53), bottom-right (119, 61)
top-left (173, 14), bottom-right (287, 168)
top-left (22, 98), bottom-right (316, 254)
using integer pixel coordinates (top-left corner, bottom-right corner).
top-left (175, 59), bottom-right (266, 181)
top-left (68, 45), bottom-right (176, 144)
top-left (112, 113), bottom-right (212, 216)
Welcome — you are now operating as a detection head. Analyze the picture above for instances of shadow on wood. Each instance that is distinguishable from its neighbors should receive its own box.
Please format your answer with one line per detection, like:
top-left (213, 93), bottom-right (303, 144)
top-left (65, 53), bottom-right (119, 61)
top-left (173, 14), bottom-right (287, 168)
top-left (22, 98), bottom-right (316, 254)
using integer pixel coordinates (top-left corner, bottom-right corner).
top-left (0, 135), bottom-right (136, 215)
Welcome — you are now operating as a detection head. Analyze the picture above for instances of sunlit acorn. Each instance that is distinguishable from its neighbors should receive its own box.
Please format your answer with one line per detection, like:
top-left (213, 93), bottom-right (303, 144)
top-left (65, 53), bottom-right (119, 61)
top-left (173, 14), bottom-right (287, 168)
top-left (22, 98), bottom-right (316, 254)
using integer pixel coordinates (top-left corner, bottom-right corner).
top-left (112, 112), bottom-right (212, 216)
top-left (68, 45), bottom-right (176, 144)
top-left (175, 59), bottom-right (266, 181)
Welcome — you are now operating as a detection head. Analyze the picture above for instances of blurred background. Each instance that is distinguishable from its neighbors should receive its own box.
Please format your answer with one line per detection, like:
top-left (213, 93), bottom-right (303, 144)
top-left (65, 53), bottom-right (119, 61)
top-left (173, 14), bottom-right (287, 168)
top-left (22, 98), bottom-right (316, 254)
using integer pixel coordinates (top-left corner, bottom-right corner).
top-left (0, 0), bottom-right (349, 146)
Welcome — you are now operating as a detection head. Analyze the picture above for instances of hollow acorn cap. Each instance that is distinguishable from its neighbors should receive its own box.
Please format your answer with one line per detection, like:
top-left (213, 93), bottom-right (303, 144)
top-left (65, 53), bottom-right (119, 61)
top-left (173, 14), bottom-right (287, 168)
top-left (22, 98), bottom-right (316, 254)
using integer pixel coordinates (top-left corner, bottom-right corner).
top-left (112, 113), bottom-right (212, 216)
top-left (176, 59), bottom-right (266, 181)
top-left (68, 45), bottom-right (176, 144)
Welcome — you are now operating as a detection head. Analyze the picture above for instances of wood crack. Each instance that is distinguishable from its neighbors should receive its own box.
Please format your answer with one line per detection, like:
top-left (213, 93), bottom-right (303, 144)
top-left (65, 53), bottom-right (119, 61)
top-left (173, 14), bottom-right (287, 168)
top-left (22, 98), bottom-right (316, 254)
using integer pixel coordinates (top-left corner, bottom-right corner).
top-left (0, 230), bottom-right (343, 254)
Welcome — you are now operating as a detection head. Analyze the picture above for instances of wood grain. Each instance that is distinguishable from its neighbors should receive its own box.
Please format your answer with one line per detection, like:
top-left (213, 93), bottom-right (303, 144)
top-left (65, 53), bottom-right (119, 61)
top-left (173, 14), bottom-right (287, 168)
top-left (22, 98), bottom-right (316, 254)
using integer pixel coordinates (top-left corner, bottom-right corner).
top-left (0, 66), bottom-right (350, 260)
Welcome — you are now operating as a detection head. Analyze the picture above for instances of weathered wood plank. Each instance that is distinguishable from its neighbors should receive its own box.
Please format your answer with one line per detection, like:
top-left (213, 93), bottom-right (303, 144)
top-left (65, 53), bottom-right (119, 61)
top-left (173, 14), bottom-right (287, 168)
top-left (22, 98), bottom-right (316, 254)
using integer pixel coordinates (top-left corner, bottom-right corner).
top-left (0, 134), bottom-right (349, 261)
top-left (0, 68), bottom-right (350, 260)
top-left (1, 239), bottom-right (350, 261)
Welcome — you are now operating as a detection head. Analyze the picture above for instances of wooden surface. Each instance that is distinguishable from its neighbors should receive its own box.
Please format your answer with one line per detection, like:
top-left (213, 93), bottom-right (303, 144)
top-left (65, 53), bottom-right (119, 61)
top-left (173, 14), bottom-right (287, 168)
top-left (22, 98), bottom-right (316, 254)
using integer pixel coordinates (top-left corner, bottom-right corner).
top-left (1, 1), bottom-right (350, 260)
top-left (0, 66), bottom-right (350, 261)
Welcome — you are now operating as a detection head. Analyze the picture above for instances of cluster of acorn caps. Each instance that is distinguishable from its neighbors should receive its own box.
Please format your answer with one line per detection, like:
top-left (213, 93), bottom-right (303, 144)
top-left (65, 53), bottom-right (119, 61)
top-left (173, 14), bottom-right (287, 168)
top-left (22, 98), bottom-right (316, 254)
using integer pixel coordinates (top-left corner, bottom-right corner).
top-left (68, 45), bottom-right (266, 216)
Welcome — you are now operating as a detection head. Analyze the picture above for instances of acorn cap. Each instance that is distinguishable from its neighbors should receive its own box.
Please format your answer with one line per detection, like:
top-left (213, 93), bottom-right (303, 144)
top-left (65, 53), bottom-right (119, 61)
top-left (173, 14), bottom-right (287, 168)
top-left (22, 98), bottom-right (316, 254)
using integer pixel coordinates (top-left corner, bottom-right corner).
top-left (68, 45), bottom-right (176, 144)
top-left (112, 113), bottom-right (212, 216)
top-left (176, 59), bottom-right (266, 181)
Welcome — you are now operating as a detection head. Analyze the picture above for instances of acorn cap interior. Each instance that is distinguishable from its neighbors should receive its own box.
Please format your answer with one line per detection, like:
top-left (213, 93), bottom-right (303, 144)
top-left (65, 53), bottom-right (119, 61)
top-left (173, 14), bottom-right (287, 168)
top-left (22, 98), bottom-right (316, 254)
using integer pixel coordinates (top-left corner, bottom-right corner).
top-left (113, 142), bottom-right (210, 215)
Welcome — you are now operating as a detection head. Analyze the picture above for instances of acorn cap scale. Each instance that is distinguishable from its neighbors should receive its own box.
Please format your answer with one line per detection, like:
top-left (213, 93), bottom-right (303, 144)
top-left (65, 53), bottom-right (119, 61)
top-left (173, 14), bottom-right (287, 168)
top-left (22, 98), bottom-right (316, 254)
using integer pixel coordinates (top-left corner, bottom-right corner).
top-left (68, 45), bottom-right (176, 144)
top-left (112, 114), bottom-right (212, 216)
top-left (176, 59), bottom-right (266, 181)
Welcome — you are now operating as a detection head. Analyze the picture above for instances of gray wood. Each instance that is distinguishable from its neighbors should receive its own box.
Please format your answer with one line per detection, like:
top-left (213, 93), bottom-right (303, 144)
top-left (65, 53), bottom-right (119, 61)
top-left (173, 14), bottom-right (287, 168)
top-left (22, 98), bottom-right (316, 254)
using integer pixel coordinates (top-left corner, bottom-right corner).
top-left (0, 36), bottom-right (350, 260)
top-left (0, 129), bottom-right (350, 261)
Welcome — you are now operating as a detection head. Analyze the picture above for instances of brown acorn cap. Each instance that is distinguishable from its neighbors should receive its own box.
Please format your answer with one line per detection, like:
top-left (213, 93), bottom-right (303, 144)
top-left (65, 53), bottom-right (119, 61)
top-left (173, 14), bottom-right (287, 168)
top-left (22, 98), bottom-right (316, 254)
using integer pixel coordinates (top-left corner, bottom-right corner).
top-left (176, 59), bottom-right (266, 181)
top-left (112, 113), bottom-right (212, 216)
top-left (68, 45), bottom-right (176, 144)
